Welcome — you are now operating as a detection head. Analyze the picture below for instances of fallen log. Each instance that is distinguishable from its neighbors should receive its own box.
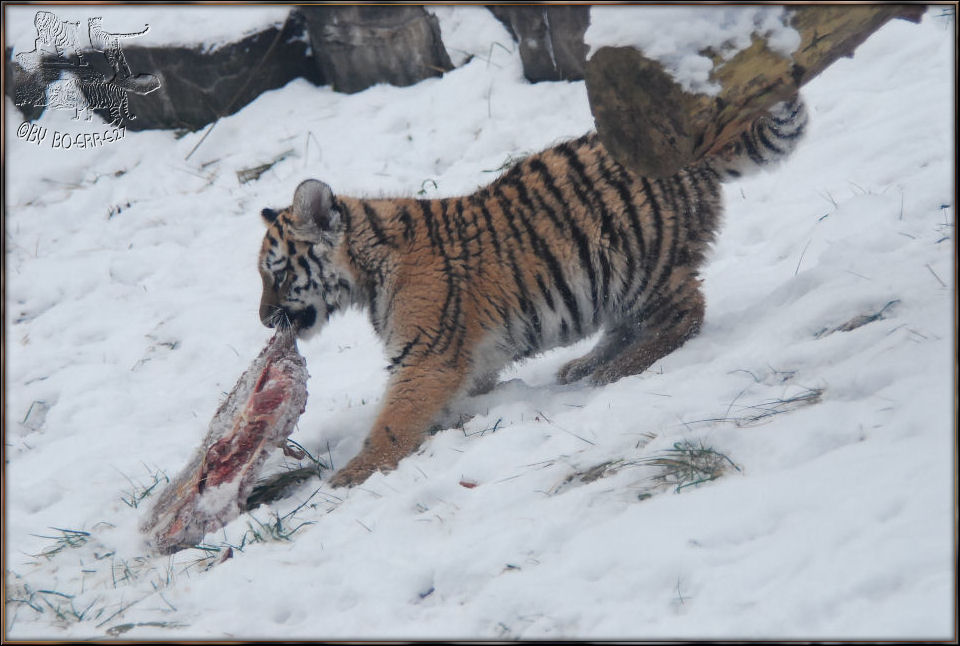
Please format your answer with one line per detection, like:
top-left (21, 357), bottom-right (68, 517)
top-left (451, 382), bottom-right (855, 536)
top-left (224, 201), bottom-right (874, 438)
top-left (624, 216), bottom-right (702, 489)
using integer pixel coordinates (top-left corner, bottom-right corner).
top-left (585, 5), bottom-right (927, 178)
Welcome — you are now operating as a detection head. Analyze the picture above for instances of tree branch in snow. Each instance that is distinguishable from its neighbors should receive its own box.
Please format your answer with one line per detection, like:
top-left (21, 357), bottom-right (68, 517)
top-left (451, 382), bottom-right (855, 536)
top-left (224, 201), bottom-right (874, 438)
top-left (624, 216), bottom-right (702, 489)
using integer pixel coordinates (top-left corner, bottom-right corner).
top-left (584, 5), bottom-right (926, 178)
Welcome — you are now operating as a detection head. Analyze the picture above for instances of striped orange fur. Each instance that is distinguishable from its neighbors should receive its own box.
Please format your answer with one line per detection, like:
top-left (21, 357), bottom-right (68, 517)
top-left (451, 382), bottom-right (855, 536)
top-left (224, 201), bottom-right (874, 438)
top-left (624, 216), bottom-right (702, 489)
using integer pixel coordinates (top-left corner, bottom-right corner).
top-left (258, 97), bottom-right (807, 487)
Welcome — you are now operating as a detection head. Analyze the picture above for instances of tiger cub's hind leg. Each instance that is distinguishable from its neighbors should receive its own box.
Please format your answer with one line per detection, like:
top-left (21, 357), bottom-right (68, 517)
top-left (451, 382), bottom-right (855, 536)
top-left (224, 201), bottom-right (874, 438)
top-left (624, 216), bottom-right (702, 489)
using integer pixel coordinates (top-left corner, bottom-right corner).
top-left (556, 329), bottom-right (631, 385)
top-left (467, 369), bottom-right (501, 397)
top-left (557, 286), bottom-right (705, 386)
top-left (591, 287), bottom-right (705, 386)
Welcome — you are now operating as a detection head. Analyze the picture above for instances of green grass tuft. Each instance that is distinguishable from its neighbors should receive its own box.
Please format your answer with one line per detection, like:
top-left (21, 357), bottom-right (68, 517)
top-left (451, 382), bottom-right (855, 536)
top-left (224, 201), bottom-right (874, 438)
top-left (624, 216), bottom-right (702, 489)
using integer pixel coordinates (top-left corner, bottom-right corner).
top-left (643, 439), bottom-right (742, 493)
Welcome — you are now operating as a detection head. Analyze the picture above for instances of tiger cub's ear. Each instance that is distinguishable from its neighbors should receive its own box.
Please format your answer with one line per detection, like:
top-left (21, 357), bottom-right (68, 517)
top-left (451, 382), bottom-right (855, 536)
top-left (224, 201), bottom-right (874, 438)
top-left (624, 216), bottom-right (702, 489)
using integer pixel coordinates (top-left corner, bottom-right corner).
top-left (290, 179), bottom-right (341, 242)
top-left (261, 208), bottom-right (279, 224)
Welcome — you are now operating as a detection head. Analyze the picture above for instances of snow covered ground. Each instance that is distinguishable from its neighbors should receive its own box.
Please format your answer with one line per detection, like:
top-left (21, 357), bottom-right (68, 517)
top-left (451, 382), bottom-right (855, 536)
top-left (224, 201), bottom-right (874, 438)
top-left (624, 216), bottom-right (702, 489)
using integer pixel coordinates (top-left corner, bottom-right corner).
top-left (3, 5), bottom-right (955, 641)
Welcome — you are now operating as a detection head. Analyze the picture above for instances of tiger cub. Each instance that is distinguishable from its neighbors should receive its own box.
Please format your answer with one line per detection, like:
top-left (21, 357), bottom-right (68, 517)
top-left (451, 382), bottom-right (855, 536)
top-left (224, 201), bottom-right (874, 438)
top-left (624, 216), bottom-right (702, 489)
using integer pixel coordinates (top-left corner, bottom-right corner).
top-left (258, 97), bottom-right (807, 487)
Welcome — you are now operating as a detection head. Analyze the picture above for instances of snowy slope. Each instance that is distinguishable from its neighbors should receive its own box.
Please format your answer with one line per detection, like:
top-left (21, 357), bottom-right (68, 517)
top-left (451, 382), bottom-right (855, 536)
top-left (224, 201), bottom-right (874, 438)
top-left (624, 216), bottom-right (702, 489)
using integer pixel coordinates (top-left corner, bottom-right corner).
top-left (3, 6), bottom-right (955, 640)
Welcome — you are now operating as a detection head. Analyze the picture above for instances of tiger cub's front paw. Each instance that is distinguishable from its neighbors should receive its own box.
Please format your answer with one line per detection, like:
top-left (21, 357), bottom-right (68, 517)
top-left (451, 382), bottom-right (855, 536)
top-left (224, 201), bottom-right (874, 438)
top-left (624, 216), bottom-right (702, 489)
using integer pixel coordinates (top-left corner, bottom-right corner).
top-left (328, 453), bottom-right (397, 488)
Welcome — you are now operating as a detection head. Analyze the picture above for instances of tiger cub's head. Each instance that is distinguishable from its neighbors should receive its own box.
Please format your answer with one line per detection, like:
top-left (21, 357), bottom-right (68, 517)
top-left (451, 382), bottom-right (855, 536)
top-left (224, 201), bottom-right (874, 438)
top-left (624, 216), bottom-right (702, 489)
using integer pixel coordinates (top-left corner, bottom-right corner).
top-left (258, 179), bottom-right (353, 339)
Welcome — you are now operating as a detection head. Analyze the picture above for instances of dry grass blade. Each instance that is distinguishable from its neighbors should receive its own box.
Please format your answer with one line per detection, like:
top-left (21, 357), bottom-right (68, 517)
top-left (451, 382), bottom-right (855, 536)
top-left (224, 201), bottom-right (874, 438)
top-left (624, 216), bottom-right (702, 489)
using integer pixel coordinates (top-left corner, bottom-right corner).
top-left (814, 300), bottom-right (899, 338)
top-left (735, 387), bottom-right (824, 426)
top-left (236, 149), bottom-right (295, 184)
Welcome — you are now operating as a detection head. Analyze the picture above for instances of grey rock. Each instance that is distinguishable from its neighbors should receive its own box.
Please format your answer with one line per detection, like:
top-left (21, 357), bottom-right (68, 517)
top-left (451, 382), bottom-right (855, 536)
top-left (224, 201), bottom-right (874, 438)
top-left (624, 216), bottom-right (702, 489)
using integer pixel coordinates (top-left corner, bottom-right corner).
top-left (5, 11), bottom-right (321, 131)
top-left (488, 5), bottom-right (589, 82)
top-left (299, 5), bottom-right (452, 94)
top-left (110, 12), bottom-right (322, 131)
top-left (6, 6), bottom-right (454, 131)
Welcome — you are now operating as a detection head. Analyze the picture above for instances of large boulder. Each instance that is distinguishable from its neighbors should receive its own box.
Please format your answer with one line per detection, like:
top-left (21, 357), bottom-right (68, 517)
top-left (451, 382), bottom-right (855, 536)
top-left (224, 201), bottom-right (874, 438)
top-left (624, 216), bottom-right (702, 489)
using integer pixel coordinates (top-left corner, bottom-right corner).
top-left (4, 6), bottom-right (463, 131)
top-left (4, 11), bottom-right (321, 131)
top-left (298, 5), bottom-right (452, 94)
top-left (102, 13), bottom-right (322, 131)
top-left (487, 6), bottom-right (589, 82)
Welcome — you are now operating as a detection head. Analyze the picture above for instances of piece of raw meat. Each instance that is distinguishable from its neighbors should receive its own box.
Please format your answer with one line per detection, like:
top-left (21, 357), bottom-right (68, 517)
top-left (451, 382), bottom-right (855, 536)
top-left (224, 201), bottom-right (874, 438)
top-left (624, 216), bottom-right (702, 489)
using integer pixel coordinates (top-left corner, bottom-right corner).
top-left (141, 330), bottom-right (308, 554)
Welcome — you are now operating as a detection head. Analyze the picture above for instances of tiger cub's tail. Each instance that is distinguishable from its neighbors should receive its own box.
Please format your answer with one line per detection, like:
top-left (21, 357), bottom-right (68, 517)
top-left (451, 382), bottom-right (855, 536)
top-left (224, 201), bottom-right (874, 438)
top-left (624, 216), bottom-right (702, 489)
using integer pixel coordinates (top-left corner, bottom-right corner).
top-left (702, 95), bottom-right (808, 181)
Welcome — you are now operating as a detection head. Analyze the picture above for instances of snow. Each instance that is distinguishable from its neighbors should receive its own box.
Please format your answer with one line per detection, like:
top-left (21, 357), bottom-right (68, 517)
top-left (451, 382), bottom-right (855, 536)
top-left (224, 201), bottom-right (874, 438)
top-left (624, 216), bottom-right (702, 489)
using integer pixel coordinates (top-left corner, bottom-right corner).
top-left (4, 4), bottom-right (290, 54)
top-left (585, 6), bottom-right (801, 94)
top-left (428, 5), bottom-right (519, 70)
top-left (4, 5), bottom-right (956, 641)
